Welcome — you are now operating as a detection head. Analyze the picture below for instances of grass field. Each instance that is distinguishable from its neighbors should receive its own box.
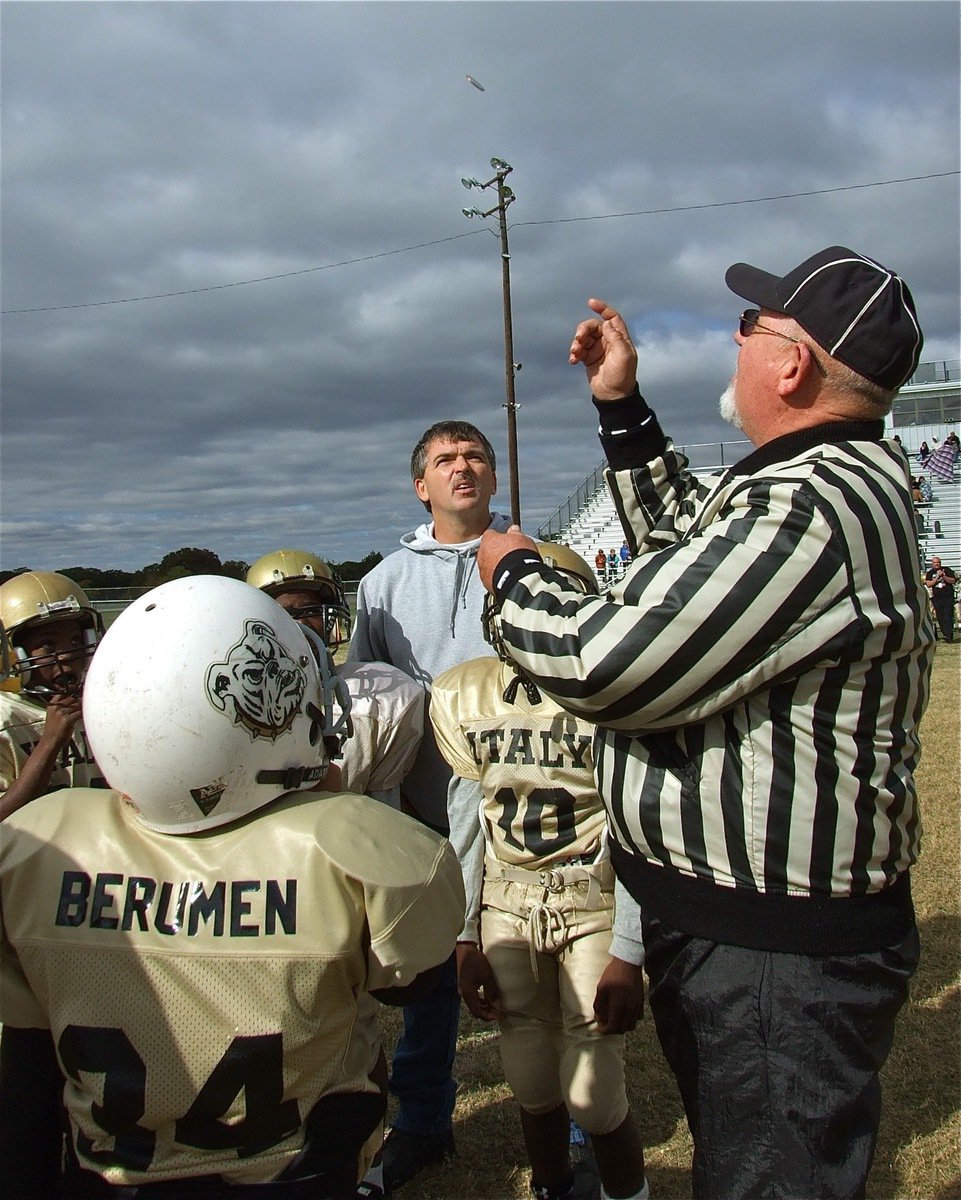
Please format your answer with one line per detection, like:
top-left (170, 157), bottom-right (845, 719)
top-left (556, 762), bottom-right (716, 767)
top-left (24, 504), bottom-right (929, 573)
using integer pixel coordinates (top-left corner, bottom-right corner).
top-left (374, 641), bottom-right (960, 1200)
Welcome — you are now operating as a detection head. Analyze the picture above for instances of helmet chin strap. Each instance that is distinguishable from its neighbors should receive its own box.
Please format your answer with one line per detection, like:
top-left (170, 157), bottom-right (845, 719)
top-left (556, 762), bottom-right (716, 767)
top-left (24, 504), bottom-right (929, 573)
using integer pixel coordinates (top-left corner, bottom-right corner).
top-left (255, 763), bottom-right (327, 789)
top-left (503, 671), bottom-right (542, 706)
top-left (23, 672), bottom-right (84, 702)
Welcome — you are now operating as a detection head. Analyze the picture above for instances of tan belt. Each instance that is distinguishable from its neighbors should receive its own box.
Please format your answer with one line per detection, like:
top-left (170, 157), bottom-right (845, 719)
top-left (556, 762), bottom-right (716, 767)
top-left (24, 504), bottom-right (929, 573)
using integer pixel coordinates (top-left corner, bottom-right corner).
top-left (484, 856), bottom-right (613, 978)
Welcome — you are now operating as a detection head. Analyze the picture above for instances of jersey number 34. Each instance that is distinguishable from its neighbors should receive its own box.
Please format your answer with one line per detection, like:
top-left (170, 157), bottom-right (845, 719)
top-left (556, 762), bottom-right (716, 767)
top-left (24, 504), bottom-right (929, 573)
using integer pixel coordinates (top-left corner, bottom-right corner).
top-left (59, 1025), bottom-right (299, 1169)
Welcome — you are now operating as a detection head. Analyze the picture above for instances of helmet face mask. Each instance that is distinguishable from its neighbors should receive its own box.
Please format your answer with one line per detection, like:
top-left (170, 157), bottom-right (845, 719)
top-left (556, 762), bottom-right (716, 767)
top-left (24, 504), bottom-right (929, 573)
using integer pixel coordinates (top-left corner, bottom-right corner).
top-left (0, 572), bottom-right (104, 699)
top-left (246, 550), bottom-right (352, 647)
top-left (83, 576), bottom-right (351, 834)
top-left (298, 624), bottom-right (353, 762)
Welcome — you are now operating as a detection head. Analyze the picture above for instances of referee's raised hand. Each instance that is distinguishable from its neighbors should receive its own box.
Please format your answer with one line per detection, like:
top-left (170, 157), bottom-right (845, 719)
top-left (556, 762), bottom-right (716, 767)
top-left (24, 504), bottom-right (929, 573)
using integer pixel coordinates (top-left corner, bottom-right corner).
top-left (569, 297), bottom-right (639, 401)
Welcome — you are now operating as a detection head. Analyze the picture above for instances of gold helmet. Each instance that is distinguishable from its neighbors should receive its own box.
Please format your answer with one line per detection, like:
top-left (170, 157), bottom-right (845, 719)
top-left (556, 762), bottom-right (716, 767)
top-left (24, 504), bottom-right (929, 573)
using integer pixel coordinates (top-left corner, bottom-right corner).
top-left (246, 549), bottom-right (352, 648)
top-left (482, 542), bottom-right (598, 674)
top-left (536, 542), bottom-right (600, 594)
top-left (0, 571), bottom-right (105, 696)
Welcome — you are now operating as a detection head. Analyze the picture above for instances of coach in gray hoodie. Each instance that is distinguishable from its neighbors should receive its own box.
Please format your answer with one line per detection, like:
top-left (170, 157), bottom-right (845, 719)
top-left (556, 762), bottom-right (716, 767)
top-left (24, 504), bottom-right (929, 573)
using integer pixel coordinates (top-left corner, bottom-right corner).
top-left (348, 419), bottom-right (511, 1191)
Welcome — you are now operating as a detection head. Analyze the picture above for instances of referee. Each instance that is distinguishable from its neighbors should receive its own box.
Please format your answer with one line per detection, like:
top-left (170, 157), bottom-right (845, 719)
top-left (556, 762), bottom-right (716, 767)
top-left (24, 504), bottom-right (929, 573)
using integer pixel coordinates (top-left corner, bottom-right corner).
top-left (478, 247), bottom-right (933, 1200)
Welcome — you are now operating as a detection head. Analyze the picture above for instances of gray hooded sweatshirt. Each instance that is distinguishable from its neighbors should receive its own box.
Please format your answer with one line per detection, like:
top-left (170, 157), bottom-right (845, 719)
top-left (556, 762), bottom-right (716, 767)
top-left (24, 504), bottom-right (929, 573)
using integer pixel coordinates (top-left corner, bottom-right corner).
top-left (348, 513), bottom-right (513, 828)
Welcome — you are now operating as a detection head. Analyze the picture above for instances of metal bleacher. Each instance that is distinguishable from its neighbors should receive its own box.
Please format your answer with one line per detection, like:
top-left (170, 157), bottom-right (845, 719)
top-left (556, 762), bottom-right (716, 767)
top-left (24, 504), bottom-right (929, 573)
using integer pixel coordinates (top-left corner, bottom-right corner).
top-left (547, 458), bottom-right (959, 586)
top-left (914, 475), bottom-right (961, 572)
top-left (538, 360), bottom-right (961, 585)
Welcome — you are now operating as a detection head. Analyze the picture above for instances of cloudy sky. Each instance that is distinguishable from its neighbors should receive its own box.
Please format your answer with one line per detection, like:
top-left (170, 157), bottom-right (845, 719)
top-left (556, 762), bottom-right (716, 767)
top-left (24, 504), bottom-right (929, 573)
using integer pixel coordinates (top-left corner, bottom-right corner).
top-left (2, 0), bottom-right (959, 574)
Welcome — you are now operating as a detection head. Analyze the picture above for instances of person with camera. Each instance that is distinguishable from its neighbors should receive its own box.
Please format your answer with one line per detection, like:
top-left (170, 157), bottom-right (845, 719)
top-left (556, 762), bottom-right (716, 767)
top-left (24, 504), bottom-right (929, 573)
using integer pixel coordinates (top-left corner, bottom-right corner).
top-left (925, 555), bottom-right (958, 642)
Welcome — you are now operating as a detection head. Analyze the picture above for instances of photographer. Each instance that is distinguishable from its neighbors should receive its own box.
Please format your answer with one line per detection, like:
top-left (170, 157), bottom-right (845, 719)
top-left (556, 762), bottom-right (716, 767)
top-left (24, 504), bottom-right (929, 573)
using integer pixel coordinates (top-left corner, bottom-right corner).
top-left (925, 555), bottom-right (958, 642)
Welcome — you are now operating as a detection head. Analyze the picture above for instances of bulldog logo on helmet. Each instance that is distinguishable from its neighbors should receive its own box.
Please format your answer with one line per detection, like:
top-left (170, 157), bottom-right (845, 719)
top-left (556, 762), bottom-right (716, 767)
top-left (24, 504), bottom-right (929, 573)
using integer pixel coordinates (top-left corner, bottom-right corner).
top-left (205, 620), bottom-right (308, 741)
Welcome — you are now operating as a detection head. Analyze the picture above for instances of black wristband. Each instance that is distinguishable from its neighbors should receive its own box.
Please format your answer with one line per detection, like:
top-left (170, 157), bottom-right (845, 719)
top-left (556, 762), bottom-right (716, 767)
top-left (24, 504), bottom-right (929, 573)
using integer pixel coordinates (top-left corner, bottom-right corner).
top-left (491, 548), bottom-right (545, 603)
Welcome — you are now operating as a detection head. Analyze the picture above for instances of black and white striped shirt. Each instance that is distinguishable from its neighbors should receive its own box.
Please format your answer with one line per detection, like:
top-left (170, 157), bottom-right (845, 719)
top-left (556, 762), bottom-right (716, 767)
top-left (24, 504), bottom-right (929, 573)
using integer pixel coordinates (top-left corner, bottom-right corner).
top-left (491, 391), bottom-right (933, 953)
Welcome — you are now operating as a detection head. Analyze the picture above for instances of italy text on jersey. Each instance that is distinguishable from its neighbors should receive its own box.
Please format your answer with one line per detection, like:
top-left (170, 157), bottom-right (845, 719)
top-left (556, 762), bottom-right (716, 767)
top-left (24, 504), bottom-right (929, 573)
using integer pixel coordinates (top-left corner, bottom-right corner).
top-left (465, 725), bottom-right (591, 769)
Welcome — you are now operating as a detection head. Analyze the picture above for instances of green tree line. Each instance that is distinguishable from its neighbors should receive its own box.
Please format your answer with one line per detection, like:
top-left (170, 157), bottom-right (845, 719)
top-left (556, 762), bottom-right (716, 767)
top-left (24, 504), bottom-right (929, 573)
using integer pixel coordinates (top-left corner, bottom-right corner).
top-left (0, 547), bottom-right (383, 592)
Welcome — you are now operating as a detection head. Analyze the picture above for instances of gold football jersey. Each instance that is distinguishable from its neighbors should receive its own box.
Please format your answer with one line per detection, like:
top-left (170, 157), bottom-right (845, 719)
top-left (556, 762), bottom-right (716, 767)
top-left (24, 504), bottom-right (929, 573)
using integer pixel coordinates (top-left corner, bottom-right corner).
top-left (0, 691), bottom-right (105, 795)
top-left (1, 787), bottom-right (464, 1186)
top-left (336, 661), bottom-right (425, 795)
top-left (431, 657), bottom-right (607, 871)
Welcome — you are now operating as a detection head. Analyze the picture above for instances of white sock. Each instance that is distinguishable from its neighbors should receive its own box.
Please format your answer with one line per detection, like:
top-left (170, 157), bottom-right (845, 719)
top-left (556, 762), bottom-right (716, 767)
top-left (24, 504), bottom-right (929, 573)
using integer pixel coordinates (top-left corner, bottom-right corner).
top-left (600, 1178), bottom-right (649, 1200)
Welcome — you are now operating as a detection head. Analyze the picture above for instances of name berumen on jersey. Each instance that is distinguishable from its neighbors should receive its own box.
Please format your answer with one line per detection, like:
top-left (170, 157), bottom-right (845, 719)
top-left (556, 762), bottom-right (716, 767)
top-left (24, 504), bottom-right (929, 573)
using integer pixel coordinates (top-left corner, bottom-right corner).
top-left (55, 870), bottom-right (298, 937)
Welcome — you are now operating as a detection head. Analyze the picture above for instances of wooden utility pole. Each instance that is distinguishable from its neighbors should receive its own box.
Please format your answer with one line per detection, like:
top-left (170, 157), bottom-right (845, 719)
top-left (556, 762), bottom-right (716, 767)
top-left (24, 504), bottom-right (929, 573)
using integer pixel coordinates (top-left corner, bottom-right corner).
top-left (462, 159), bottom-right (521, 525)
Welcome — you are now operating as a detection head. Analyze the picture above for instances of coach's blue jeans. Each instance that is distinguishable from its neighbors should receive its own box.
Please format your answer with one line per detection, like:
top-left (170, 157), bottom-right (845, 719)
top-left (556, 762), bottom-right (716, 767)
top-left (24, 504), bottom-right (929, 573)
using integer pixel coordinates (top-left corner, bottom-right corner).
top-left (388, 954), bottom-right (460, 1136)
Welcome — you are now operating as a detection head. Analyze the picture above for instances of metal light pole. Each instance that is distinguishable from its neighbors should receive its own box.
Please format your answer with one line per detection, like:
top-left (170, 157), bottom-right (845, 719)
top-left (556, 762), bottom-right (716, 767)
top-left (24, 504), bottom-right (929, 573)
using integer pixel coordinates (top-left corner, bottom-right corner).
top-left (462, 158), bottom-right (521, 525)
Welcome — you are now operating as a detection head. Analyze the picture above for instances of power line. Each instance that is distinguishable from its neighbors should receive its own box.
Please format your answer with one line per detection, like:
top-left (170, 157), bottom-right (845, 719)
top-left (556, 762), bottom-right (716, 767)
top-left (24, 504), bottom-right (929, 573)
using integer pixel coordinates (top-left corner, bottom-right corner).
top-left (3, 171), bottom-right (956, 315)
top-left (512, 171), bottom-right (960, 228)
top-left (1, 231), bottom-right (483, 314)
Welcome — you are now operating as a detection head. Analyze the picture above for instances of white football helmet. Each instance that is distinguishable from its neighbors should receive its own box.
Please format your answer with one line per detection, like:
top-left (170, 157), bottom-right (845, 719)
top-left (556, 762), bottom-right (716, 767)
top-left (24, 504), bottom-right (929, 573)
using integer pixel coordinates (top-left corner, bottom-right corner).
top-left (82, 575), bottom-right (351, 834)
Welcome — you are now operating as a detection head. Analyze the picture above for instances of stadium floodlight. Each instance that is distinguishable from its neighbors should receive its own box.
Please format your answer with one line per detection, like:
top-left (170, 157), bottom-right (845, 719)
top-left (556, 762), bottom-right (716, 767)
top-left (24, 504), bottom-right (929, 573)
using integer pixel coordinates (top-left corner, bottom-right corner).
top-left (462, 177), bottom-right (482, 190)
top-left (490, 157), bottom-right (512, 172)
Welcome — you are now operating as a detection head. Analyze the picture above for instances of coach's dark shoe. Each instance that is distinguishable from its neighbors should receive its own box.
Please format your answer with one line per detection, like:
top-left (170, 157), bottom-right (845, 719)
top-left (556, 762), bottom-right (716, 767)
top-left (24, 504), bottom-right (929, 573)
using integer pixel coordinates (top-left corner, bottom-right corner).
top-left (568, 1121), bottom-right (600, 1200)
top-left (569, 1157), bottom-right (601, 1200)
top-left (381, 1126), bottom-right (455, 1191)
top-left (354, 1181), bottom-right (390, 1199)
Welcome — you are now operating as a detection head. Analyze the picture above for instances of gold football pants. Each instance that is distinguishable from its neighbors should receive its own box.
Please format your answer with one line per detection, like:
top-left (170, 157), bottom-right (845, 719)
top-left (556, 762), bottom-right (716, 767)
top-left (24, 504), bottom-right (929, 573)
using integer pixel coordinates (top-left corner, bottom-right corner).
top-left (480, 858), bottom-right (629, 1134)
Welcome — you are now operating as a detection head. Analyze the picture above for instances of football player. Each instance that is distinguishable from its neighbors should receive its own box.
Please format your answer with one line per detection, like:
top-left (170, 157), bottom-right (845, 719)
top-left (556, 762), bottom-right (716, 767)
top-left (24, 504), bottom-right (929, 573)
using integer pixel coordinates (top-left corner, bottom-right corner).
top-left (0, 570), bottom-right (106, 821)
top-left (431, 544), bottom-right (649, 1200)
top-left (246, 549), bottom-right (424, 806)
top-left (0, 574), bottom-right (465, 1199)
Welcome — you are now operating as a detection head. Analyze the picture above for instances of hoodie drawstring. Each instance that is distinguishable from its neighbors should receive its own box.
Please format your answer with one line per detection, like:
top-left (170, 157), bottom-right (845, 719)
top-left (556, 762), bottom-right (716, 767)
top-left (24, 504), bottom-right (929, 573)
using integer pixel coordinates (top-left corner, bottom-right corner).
top-left (449, 553), bottom-right (479, 636)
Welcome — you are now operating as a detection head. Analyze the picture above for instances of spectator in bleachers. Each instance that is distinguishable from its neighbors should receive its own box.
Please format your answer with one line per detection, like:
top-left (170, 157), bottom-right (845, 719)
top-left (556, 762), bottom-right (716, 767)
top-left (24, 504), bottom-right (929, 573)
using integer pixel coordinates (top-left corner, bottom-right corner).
top-left (619, 541), bottom-right (632, 573)
top-left (917, 440), bottom-right (931, 464)
top-left (927, 436), bottom-right (958, 483)
top-left (917, 475), bottom-right (933, 503)
top-left (607, 548), bottom-right (618, 581)
top-left (595, 548), bottom-right (607, 584)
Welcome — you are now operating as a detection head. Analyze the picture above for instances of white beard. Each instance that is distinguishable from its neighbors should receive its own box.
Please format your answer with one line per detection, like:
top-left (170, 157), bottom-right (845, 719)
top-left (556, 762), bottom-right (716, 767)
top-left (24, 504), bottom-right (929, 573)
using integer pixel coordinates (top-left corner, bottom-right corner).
top-left (718, 381), bottom-right (743, 430)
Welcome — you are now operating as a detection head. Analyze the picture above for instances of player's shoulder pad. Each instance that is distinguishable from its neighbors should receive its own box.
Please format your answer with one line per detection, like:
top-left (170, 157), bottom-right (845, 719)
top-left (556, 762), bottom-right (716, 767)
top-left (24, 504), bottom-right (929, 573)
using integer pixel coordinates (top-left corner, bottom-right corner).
top-left (432, 655), bottom-right (501, 696)
top-left (1, 788), bottom-right (122, 865)
top-left (337, 660), bottom-right (424, 710)
top-left (284, 790), bottom-right (454, 891)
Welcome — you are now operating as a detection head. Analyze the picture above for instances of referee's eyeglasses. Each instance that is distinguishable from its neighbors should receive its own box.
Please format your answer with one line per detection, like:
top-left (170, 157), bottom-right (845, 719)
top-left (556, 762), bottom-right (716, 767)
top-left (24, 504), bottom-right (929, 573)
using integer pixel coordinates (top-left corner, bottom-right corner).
top-left (738, 309), bottom-right (827, 376)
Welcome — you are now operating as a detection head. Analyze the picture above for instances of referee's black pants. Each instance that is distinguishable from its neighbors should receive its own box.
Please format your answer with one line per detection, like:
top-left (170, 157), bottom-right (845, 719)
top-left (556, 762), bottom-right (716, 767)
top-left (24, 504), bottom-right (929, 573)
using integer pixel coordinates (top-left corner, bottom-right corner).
top-left (643, 920), bottom-right (920, 1200)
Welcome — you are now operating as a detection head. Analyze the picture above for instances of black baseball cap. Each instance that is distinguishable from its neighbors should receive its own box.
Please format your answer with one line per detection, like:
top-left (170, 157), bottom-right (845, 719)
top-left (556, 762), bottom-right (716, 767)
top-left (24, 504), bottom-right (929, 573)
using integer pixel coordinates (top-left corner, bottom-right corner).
top-left (725, 246), bottom-right (923, 391)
